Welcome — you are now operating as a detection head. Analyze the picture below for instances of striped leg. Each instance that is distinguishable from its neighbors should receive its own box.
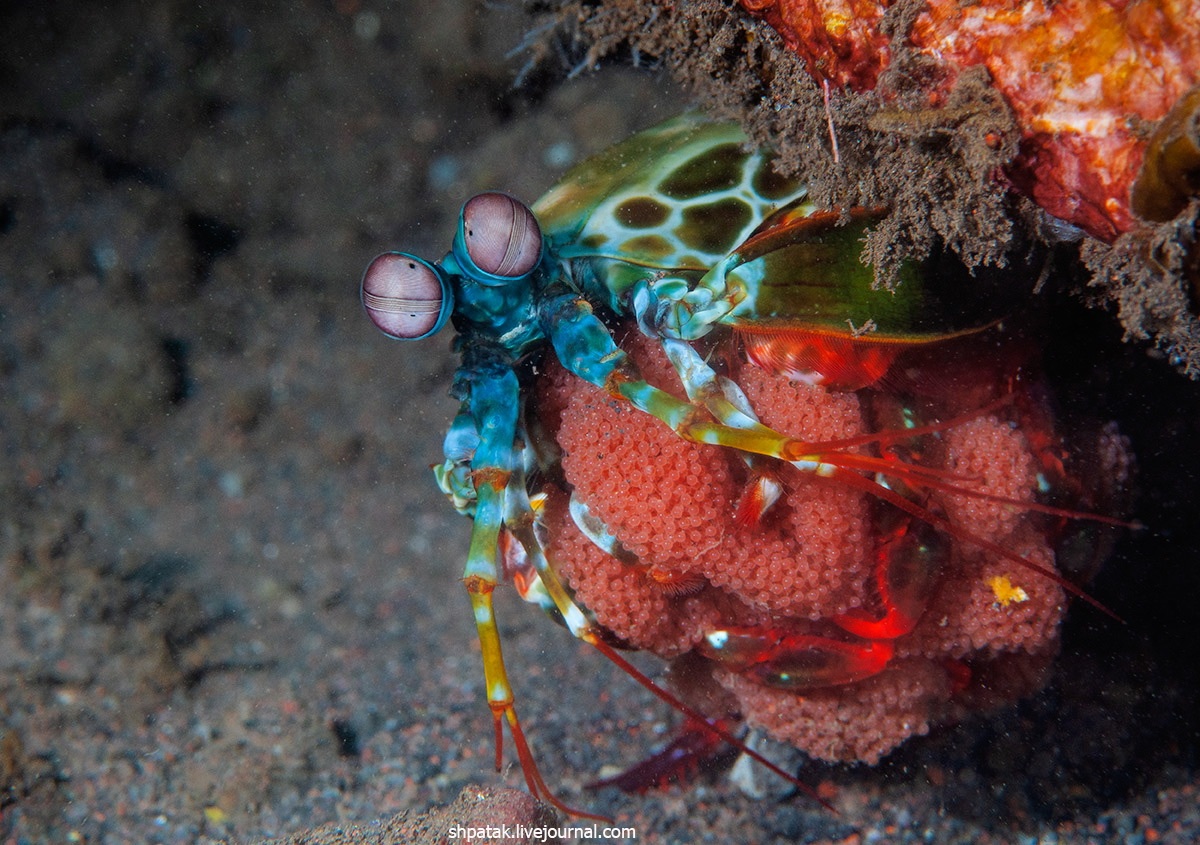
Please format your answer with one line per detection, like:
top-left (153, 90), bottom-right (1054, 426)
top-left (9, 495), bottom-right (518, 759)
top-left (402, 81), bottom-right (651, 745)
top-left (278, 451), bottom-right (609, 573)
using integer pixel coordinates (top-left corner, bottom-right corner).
top-left (650, 335), bottom-right (1124, 618)
top-left (500, 481), bottom-right (836, 810)
top-left (542, 293), bottom-right (822, 462)
top-left (456, 349), bottom-right (609, 822)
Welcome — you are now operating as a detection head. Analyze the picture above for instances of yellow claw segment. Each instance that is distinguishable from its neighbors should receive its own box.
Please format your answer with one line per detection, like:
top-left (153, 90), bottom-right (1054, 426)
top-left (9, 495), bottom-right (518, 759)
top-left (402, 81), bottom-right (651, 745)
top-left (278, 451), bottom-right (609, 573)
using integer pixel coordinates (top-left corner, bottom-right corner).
top-left (464, 564), bottom-right (612, 823)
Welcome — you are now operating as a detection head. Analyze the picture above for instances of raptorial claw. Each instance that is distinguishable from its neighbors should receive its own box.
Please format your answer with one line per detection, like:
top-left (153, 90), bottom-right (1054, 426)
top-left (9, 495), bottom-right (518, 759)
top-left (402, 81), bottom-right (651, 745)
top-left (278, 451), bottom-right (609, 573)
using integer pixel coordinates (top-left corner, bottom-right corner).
top-left (834, 513), bottom-right (949, 639)
top-left (698, 627), bottom-right (895, 690)
top-left (630, 272), bottom-right (741, 341)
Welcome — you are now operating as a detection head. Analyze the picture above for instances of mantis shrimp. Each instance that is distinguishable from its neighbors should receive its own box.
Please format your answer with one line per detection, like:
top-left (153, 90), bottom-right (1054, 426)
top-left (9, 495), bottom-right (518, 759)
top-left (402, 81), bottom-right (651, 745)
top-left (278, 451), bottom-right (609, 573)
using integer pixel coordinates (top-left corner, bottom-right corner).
top-left (360, 113), bottom-right (1129, 817)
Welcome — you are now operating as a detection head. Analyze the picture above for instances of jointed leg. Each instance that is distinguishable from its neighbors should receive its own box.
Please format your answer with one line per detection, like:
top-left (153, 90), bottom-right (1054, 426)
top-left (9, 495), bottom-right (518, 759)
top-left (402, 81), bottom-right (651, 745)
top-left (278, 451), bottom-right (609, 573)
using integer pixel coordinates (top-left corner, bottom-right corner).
top-left (456, 354), bottom-right (609, 821)
top-left (500, 430), bottom-right (595, 638)
top-left (543, 294), bottom-right (836, 463)
top-left (433, 407), bottom-right (482, 516)
top-left (651, 333), bottom-right (1126, 618)
top-left (500, 483), bottom-right (836, 810)
top-left (459, 359), bottom-right (519, 757)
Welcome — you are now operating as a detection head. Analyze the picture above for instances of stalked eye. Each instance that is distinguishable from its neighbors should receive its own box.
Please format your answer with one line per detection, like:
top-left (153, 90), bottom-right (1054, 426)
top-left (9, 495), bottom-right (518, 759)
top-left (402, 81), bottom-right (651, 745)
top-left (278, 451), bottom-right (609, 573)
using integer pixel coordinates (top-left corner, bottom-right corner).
top-left (360, 252), bottom-right (452, 340)
top-left (460, 192), bottom-right (543, 278)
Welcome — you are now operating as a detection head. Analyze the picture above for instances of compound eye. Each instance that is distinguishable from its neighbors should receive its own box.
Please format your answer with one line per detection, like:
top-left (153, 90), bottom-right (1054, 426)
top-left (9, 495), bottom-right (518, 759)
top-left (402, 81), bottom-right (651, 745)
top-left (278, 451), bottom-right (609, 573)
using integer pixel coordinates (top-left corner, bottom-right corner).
top-left (461, 192), bottom-right (543, 278)
top-left (361, 252), bottom-right (450, 340)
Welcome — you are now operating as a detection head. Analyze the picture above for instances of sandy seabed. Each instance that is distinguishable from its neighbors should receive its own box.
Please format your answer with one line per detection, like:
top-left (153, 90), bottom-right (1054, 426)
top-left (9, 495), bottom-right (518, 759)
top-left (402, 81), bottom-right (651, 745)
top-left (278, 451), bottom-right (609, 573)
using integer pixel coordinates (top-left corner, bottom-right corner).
top-left (1, 3), bottom-right (1198, 843)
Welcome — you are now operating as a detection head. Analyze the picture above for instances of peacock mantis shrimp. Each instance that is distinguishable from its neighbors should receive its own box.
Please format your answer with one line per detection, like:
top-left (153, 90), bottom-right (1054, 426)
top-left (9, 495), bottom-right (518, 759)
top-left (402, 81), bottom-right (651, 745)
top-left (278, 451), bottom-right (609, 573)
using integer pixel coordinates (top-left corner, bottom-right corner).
top-left (360, 113), bottom-right (1129, 818)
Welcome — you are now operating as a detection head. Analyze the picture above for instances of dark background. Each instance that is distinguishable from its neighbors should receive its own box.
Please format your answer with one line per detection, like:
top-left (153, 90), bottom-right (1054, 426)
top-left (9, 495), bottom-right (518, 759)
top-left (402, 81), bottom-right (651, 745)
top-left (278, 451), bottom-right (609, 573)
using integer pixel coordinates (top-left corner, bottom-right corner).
top-left (1, 2), bottom-right (1197, 842)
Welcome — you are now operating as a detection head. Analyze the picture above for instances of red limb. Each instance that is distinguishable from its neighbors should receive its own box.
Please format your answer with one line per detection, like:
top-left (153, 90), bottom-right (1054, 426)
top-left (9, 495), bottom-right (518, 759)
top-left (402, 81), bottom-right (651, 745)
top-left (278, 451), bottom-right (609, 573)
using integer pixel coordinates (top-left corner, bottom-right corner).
top-left (584, 634), bottom-right (838, 812)
top-left (733, 469), bottom-right (784, 528)
top-left (812, 450), bottom-right (1136, 529)
top-left (781, 393), bottom-right (1137, 531)
top-left (824, 466), bottom-right (1124, 621)
top-left (697, 627), bottom-right (895, 690)
top-left (500, 707), bottom-right (613, 823)
top-left (485, 699), bottom-right (612, 823)
top-left (834, 515), bottom-right (949, 640)
top-left (782, 394), bottom-right (1135, 621)
top-left (586, 717), bottom-right (730, 793)
top-left (499, 527), bottom-right (540, 600)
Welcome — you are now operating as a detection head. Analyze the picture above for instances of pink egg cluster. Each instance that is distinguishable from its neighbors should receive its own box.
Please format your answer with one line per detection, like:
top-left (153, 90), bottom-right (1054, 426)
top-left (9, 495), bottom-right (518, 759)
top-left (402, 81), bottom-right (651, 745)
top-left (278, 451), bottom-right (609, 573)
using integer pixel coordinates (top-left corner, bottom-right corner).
top-left (535, 331), bottom-right (1071, 763)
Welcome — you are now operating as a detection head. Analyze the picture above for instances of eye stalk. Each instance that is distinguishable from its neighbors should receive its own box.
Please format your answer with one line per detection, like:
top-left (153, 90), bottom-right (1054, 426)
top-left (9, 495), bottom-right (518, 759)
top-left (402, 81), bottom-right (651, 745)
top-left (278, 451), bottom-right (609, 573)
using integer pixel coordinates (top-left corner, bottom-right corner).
top-left (361, 252), bottom-right (454, 340)
top-left (452, 192), bottom-right (544, 283)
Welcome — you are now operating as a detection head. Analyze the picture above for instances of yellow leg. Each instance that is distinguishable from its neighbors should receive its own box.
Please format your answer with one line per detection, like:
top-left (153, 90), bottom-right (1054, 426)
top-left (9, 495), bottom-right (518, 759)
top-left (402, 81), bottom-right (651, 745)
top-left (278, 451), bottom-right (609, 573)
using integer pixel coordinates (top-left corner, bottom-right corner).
top-left (464, 569), bottom-right (611, 822)
top-left (460, 448), bottom-right (610, 821)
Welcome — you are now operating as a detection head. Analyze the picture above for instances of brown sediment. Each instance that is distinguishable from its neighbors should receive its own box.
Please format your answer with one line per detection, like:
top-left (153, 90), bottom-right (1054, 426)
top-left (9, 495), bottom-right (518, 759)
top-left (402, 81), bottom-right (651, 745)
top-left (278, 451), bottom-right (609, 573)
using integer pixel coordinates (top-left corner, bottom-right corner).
top-left (257, 786), bottom-right (563, 845)
top-left (1082, 206), bottom-right (1200, 378)
top-left (530, 0), bottom-right (1022, 282)
top-left (531, 0), bottom-right (1200, 378)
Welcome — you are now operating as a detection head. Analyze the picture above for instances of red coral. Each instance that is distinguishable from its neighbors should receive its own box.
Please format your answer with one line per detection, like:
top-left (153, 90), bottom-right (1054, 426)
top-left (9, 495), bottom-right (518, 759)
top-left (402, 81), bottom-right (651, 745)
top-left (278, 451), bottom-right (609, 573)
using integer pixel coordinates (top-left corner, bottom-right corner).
top-left (740, 0), bottom-right (1200, 240)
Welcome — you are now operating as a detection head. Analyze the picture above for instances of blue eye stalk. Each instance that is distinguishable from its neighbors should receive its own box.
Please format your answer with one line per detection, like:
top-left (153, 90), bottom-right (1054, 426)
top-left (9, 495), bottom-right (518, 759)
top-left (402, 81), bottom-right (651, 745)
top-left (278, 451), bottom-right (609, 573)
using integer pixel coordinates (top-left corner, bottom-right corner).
top-left (361, 192), bottom-right (546, 344)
